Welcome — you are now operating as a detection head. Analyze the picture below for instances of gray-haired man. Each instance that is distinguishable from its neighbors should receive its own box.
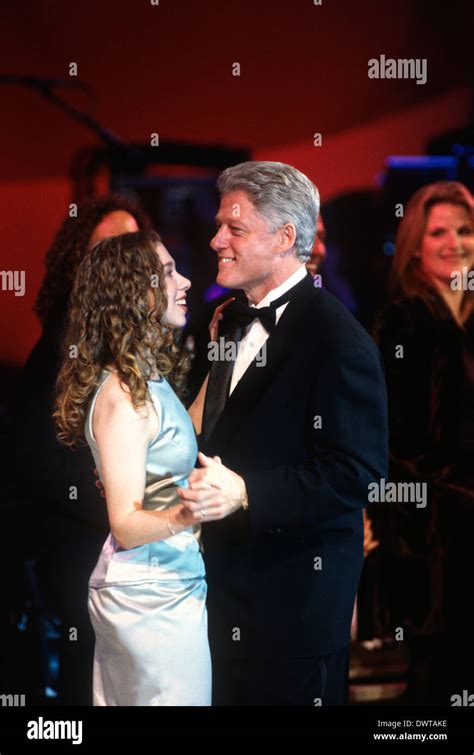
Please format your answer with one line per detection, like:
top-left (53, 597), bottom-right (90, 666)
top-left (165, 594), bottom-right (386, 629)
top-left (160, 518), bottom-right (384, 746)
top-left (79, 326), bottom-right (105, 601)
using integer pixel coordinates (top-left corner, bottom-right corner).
top-left (178, 161), bottom-right (388, 706)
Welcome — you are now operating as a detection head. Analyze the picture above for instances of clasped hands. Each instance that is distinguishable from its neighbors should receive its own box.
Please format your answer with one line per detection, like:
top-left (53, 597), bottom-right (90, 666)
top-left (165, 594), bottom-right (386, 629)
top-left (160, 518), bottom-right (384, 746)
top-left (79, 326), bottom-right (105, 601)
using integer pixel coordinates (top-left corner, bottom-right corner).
top-left (177, 451), bottom-right (248, 522)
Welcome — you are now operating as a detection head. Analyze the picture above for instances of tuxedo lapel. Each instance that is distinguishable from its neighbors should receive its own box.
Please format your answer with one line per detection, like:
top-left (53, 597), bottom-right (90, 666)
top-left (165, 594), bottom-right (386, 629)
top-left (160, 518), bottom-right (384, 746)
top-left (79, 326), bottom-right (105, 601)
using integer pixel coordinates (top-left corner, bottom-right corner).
top-left (204, 273), bottom-right (316, 450)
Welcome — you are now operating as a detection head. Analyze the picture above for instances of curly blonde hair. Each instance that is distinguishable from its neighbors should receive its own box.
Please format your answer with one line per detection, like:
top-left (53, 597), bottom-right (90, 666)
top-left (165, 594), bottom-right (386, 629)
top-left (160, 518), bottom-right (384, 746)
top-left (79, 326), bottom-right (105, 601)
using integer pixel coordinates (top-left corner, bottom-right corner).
top-left (54, 230), bottom-right (190, 447)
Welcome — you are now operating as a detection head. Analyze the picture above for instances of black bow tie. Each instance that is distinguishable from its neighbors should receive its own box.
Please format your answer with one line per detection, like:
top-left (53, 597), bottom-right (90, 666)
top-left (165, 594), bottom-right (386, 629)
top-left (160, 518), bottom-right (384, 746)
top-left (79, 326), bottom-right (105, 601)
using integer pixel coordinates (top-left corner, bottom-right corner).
top-left (221, 283), bottom-right (301, 334)
top-left (221, 299), bottom-right (278, 333)
top-left (219, 276), bottom-right (308, 335)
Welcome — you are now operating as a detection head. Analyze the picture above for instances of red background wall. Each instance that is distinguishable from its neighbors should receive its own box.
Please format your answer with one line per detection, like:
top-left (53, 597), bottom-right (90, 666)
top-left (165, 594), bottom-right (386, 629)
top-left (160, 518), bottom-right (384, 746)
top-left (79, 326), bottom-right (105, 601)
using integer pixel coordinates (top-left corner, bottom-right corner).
top-left (0, 0), bottom-right (471, 365)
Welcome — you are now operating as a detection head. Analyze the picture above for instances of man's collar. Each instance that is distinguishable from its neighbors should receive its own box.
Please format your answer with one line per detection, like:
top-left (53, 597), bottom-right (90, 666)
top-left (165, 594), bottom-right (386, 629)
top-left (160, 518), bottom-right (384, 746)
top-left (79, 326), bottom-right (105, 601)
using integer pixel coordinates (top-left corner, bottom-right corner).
top-left (249, 266), bottom-right (307, 309)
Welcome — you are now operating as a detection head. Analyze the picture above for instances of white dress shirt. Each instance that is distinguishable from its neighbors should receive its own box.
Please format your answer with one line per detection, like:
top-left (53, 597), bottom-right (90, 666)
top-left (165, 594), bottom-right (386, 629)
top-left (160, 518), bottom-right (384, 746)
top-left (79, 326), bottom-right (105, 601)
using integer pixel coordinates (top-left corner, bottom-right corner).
top-left (229, 266), bottom-right (307, 395)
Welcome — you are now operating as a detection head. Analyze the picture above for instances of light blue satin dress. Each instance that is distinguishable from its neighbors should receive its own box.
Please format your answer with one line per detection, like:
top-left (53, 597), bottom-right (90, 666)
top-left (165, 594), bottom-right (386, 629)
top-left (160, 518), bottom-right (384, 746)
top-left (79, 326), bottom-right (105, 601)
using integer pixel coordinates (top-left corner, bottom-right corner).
top-left (85, 370), bottom-right (211, 706)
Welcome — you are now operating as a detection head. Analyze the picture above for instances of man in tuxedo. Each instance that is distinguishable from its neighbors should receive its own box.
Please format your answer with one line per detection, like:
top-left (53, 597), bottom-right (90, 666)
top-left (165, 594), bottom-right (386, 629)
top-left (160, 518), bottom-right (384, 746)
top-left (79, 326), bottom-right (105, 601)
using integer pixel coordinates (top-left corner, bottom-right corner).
top-left (178, 161), bottom-right (388, 706)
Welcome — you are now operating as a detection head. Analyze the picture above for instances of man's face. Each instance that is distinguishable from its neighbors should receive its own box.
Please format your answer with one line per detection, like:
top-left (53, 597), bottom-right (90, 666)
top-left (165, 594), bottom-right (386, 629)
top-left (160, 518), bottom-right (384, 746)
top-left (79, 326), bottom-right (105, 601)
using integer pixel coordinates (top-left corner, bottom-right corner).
top-left (306, 215), bottom-right (327, 275)
top-left (210, 190), bottom-right (283, 298)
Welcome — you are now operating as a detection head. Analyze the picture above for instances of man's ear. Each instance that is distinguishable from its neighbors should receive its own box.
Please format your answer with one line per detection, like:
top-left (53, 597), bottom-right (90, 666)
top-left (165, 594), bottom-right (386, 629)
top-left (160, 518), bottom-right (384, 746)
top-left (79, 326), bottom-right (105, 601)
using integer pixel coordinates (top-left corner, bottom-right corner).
top-left (276, 222), bottom-right (297, 255)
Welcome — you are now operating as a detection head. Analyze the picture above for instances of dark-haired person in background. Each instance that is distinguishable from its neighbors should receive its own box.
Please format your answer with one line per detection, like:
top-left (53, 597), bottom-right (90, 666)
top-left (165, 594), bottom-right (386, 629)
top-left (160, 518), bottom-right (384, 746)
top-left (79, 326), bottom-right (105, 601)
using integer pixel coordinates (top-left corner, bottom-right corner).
top-left (7, 195), bottom-right (151, 704)
top-left (306, 213), bottom-right (327, 276)
top-left (372, 181), bottom-right (474, 703)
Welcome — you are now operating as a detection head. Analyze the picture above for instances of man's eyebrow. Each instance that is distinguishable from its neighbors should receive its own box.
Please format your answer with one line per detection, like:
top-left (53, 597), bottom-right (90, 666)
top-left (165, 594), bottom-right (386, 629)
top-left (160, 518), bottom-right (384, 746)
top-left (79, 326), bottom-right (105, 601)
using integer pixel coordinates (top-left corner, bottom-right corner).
top-left (215, 216), bottom-right (246, 227)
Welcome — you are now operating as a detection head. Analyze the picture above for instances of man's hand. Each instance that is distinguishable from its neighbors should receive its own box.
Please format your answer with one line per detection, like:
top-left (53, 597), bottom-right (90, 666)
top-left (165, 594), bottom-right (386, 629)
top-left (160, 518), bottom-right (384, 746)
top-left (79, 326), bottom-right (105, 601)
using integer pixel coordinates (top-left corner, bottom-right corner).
top-left (177, 452), bottom-right (247, 522)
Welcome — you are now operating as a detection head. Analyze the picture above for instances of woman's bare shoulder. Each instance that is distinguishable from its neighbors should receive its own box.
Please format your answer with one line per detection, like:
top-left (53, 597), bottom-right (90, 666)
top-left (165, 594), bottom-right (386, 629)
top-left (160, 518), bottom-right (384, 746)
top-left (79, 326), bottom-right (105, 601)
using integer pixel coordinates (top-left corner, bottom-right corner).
top-left (94, 372), bottom-right (151, 426)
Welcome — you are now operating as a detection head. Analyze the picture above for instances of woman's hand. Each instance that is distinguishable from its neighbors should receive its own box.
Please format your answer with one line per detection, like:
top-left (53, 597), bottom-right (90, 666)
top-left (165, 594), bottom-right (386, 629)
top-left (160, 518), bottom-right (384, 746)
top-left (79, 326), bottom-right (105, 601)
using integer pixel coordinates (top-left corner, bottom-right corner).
top-left (209, 298), bottom-right (235, 341)
top-left (94, 468), bottom-right (105, 498)
top-left (174, 503), bottom-right (199, 530)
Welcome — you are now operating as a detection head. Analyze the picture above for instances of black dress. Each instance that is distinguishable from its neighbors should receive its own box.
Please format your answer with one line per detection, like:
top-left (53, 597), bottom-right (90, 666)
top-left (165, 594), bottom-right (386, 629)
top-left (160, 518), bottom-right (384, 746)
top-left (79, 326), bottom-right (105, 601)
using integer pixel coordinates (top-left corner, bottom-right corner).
top-left (367, 291), bottom-right (474, 703)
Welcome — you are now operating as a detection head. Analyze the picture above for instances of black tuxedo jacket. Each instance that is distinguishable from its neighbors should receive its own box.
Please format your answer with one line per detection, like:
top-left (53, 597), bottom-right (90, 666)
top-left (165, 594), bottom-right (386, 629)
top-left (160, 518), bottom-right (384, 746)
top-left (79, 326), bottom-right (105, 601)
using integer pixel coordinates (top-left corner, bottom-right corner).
top-left (199, 273), bottom-right (388, 660)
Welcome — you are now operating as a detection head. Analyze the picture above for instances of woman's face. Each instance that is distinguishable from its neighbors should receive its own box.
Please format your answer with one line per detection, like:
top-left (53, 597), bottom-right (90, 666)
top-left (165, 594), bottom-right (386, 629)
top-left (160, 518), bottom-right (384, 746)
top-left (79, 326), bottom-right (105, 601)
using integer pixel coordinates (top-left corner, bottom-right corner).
top-left (155, 243), bottom-right (191, 328)
top-left (420, 202), bottom-right (474, 287)
top-left (88, 210), bottom-right (139, 248)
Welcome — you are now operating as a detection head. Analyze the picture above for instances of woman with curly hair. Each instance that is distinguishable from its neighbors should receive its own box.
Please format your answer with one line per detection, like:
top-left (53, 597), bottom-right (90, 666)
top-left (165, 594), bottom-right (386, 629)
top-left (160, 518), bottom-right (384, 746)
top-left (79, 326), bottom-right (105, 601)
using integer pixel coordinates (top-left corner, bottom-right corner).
top-left (54, 229), bottom-right (211, 706)
top-left (370, 181), bottom-right (474, 703)
top-left (9, 195), bottom-right (150, 705)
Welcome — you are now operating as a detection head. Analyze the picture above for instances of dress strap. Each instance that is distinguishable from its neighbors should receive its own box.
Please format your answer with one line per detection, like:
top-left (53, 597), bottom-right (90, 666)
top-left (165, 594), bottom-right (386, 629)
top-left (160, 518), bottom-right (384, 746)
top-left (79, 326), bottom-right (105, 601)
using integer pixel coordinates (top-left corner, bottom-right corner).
top-left (87, 370), bottom-right (117, 444)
